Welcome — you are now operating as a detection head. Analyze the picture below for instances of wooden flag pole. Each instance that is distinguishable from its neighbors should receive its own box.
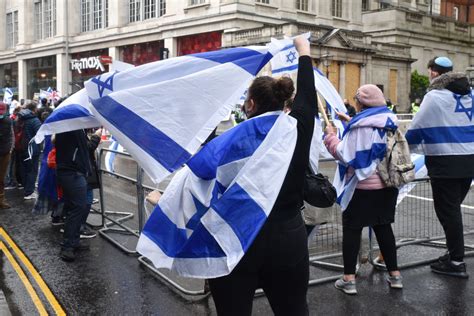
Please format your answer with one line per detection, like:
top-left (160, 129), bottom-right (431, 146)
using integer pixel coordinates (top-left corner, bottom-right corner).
top-left (317, 92), bottom-right (331, 127)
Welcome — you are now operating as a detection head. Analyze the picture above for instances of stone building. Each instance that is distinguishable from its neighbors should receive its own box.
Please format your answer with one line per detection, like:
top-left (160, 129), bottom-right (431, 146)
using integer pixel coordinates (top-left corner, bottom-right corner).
top-left (0, 0), bottom-right (471, 112)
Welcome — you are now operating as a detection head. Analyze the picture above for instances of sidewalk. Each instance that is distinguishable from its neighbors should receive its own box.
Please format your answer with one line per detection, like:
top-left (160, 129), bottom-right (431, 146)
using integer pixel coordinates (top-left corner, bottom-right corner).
top-left (1, 188), bottom-right (474, 315)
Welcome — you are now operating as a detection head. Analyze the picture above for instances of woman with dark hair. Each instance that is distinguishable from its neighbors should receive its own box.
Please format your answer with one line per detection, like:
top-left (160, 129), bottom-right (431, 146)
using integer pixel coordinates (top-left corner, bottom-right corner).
top-left (208, 36), bottom-right (317, 315)
top-left (325, 84), bottom-right (402, 295)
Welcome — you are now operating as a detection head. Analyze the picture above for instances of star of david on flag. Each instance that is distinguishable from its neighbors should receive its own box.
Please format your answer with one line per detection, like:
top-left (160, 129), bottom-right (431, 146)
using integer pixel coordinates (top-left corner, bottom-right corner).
top-left (453, 93), bottom-right (473, 121)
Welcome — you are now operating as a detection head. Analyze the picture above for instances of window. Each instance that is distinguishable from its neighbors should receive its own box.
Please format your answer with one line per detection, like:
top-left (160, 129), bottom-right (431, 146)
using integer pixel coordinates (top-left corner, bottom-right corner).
top-left (296, 0), bottom-right (308, 11)
top-left (332, 0), bottom-right (342, 17)
top-left (255, 0), bottom-right (270, 4)
top-left (362, 0), bottom-right (369, 11)
top-left (379, 0), bottom-right (392, 9)
top-left (6, 11), bottom-right (18, 48)
top-left (34, 0), bottom-right (57, 40)
top-left (190, 0), bottom-right (206, 5)
top-left (129, 0), bottom-right (166, 23)
top-left (81, 0), bottom-right (108, 32)
top-left (430, 0), bottom-right (441, 15)
top-left (453, 6), bottom-right (459, 20)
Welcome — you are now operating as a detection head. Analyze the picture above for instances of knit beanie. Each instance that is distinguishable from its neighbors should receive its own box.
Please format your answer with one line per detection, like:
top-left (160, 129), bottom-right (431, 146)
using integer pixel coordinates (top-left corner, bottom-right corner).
top-left (355, 84), bottom-right (386, 107)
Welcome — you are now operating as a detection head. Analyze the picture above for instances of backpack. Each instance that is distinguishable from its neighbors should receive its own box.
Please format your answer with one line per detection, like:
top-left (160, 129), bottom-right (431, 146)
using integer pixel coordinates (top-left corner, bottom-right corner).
top-left (14, 120), bottom-right (27, 151)
top-left (377, 129), bottom-right (415, 188)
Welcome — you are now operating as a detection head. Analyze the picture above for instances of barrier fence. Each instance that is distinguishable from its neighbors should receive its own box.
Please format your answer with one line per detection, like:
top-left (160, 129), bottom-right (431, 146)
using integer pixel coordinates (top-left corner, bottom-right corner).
top-left (94, 149), bottom-right (474, 299)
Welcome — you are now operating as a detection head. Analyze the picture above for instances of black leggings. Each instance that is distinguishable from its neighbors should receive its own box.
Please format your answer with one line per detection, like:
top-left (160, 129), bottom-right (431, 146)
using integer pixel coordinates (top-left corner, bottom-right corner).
top-left (343, 224), bottom-right (398, 274)
top-left (208, 214), bottom-right (309, 316)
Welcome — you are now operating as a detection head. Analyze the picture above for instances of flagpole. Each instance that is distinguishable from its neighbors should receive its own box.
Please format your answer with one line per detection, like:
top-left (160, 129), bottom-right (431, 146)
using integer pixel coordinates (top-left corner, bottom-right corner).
top-left (316, 92), bottom-right (331, 127)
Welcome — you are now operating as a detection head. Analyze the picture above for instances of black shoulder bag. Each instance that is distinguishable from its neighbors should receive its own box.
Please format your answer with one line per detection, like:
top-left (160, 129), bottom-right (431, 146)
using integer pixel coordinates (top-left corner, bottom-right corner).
top-left (303, 167), bottom-right (337, 208)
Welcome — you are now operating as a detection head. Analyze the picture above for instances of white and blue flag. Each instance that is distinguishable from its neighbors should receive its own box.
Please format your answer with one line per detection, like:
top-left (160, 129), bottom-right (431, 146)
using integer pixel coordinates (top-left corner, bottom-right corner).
top-left (3, 87), bottom-right (13, 105)
top-left (104, 137), bottom-right (125, 173)
top-left (406, 90), bottom-right (474, 155)
top-left (271, 43), bottom-right (347, 139)
top-left (137, 112), bottom-right (297, 277)
top-left (34, 89), bottom-right (100, 143)
top-left (333, 107), bottom-right (398, 210)
top-left (396, 154), bottom-right (427, 205)
top-left (85, 42), bottom-right (287, 183)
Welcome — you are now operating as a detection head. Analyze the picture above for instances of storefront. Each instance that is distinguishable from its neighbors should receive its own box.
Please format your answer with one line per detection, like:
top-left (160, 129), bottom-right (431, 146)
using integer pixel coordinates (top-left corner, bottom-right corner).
top-left (70, 48), bottom-right (110, 93)
top-left (0, 62), bottom-right (18, 99)
top-left (119, 40), bottom-right (165, 66)
top-left (177, 31), bottom-right (222, 56)
top-left (27, 56), bottom-right (56, 99)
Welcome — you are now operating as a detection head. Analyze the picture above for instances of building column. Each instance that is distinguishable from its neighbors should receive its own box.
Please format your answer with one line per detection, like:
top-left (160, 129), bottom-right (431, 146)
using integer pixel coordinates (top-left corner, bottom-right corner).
top-left (18, 60), bottom-right (27, 100)
top-left (164, 37), bottom-right (178, 58)
top-left (56, 53), bottom-right (70, 97)
top-left (109, 47), bottom-right (120, 62)
top-left (339, 62), bottom-right (346, 99)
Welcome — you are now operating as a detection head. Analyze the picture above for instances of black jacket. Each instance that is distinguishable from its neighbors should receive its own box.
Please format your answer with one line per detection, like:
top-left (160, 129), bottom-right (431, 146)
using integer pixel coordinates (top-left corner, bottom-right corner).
top-left (425, 72), bottom-right (474, 178)
top-left (56, 130), bottom-right (100, 177)
top-left (269, 56), bottom-right (317, 222)
top-left (0, 116), bottom-right (13, 155)
top-left (18, 109), bottom-right (42, 156)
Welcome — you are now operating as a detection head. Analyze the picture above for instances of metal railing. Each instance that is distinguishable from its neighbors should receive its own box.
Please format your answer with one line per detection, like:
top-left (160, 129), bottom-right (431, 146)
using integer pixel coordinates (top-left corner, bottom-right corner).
top-left (93, 152), bottom-right (474, 300)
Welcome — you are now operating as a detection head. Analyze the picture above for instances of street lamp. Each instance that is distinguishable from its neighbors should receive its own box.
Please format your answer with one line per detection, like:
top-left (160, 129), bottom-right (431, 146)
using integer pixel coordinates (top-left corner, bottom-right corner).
top-left (321, 52), bottom-right (332, 78)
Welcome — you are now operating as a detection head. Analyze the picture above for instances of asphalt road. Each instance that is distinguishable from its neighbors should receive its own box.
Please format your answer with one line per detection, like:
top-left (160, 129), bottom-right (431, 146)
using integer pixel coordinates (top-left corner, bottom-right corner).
top-left (1, 152), bottom-right (474, 315)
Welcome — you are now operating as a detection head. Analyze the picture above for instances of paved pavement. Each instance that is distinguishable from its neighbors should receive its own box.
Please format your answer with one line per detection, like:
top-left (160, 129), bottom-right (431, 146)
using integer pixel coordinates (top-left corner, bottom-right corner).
top-left (2, 187), bottom-right (474, 315)
top-left (1, 151), bottom-right (474, 315)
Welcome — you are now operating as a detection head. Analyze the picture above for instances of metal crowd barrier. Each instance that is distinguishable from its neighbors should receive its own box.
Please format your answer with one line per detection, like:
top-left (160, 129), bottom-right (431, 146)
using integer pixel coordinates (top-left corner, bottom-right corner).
top-left (368, 178), bottom-right (474, 270)
top-left (94, 152), bottom-right (474, 300)
top-left (95, 148), bottom-right (142, 255)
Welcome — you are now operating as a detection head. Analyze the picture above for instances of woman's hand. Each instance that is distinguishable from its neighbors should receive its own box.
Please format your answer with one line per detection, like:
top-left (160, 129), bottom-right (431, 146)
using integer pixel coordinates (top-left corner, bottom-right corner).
top-left (336, 111), bottom-right (351, 122)
top-left (294, 36), bottom-right (310, 57)
top-left (325, 125), bottom-right (336, 135)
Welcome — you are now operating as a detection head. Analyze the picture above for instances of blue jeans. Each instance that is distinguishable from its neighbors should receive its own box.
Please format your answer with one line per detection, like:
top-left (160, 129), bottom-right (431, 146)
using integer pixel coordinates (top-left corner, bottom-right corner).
top-left (57, 171), bottom-right (88, 249)
top-left (21, 154), bottom-right (39, 196)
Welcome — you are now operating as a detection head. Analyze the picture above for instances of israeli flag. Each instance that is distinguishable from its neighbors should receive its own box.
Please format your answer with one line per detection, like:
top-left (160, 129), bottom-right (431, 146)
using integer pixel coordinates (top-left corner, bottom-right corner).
top-left (333, 107), bottom-right (397, 210)
top-left (85, 41), bottom-right (287, 184)
top-left (137, 112), bottom-right (297, 278)
top-left (104, 137), bottom-right (124, 173)
top-left (3, 87), bottom-right (13, 105)
top-left (34, 61), bottom-right (136, 144)
top-left (271, 44), bottom-right (347, 139)
top-left (34, 89), bottom-right (100, 143)
top-left (406, 90), bottom-right (474, 155)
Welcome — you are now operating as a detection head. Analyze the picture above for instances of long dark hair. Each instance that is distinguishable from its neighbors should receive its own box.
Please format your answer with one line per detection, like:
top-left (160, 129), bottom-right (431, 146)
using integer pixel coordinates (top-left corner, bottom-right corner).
top-left (247, 76), bottom-right (295, 117)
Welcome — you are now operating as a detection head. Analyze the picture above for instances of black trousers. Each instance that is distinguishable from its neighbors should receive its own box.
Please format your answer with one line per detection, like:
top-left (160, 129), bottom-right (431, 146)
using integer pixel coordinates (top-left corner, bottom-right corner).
top-left (57, 170), bottom-right (88, 249)
top-left (431, 177), bottom-right (472, 262)
top-left (208, 213), bottom-right (309, 316)
top-left (343, 224), bottom-right (398, 274)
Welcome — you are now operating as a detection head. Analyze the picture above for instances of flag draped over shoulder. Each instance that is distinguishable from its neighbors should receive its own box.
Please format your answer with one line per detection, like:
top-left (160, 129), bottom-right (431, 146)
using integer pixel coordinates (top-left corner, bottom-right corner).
top-left (137, 112), bottom-right (297, 278)
top-left (406, 90), bottom-right (474, 155)
top-left (333, 107), bottom-right (397, 210)
top-left (85, 44), bottom-right (283, 183)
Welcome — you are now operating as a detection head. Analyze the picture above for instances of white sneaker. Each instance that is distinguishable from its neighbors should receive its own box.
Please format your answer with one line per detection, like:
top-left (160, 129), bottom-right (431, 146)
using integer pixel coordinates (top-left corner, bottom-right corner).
top-left (24, 192), bottom-right (38, 200)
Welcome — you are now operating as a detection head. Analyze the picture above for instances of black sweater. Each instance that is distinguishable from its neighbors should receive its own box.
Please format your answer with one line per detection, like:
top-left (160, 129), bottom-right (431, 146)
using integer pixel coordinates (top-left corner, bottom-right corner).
top-left (56, 130), bottom-right (100, 176)
top-left (269, 56), bottom-right (317, 222)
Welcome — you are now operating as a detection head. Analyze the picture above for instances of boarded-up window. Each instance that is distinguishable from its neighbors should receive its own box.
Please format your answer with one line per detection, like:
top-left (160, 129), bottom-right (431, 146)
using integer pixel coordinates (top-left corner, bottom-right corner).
top-left (328, 62), bottom-right (340, 92)
top-left (389, 69), bottom-right (398, 104)
top-left (345, 63), bottom-right (360, 101)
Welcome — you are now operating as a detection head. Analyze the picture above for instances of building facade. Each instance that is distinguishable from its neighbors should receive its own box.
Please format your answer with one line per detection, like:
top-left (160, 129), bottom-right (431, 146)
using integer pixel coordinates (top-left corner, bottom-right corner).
top-left (0, 0), bottom-right (472, 111)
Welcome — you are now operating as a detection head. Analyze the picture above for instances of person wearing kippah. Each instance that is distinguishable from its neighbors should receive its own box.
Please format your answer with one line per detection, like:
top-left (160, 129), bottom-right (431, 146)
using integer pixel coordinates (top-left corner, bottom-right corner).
top-left (406, 56), bottom-right (474, 278)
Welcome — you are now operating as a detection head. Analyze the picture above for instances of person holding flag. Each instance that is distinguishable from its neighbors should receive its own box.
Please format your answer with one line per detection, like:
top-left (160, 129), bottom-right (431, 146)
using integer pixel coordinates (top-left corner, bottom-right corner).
top-left (324, 84), bottom-right (403, 294)
top-left (406, 57), bottom-right (474, 278)
top-left (205, 35), bottom-right (316, 316)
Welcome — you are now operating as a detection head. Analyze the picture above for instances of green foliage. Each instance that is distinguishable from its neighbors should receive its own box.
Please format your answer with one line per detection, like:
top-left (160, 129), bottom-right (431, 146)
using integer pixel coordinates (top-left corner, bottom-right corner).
top-left (410, 70), bottom-right (429, 102)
